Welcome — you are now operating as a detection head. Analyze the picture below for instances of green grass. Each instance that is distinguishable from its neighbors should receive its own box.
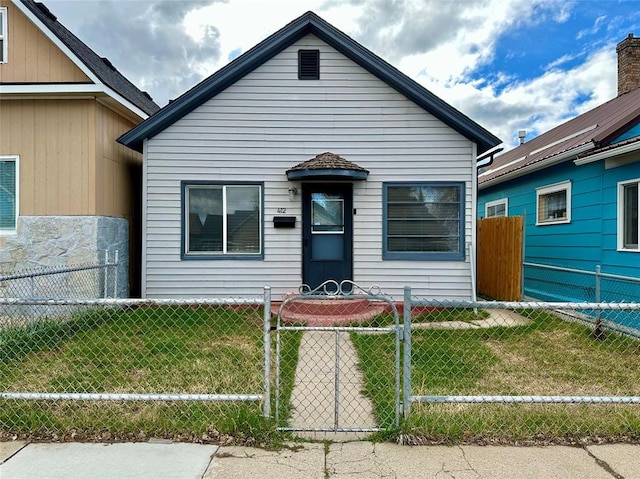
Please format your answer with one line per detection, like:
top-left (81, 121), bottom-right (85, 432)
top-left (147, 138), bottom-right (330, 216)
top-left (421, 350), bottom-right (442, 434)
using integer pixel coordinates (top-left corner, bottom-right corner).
top-left (0, 306), bottom-right (298, 445)
top-left (352, 310), bottom-right (640, 443)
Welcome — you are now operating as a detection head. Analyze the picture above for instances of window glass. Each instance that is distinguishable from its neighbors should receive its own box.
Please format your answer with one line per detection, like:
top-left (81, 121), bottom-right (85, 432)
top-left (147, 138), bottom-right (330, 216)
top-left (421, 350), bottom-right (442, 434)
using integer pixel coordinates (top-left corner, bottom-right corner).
top-left (226, 185), bottom-right (261, 253)
top-left (0, 158), bottom-right (16, 232)
top-left (536, 182), bottom-right (571, 224)
top-left (312, 193), bottom-right (343, 233)
top-left (184, 183), bottom-right (261, 256)
top-left (623, 182), bottom-right (638, 250)
top-left (486, 199), bottom-right (507, 218)
top-left (384, 183), bottom-right (463, 259)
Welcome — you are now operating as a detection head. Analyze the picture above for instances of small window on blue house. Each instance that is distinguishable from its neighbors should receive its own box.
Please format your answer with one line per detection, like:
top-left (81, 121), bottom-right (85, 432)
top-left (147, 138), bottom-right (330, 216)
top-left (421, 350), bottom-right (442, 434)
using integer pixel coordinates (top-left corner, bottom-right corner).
top-left (182, 182), bottom-right (262, 258)
top-left (383, 182), bottom-right (465, 260)
top-left (298, 50), bottom-right (319, 79)
top-left (618, 179), bottom-right (639, 251)
top-left (0, 156), bottom-right (18, 234)
top-left (485, 198), bottom-right (508, 218)
top-left (536, 181), bottom-right (571, 225)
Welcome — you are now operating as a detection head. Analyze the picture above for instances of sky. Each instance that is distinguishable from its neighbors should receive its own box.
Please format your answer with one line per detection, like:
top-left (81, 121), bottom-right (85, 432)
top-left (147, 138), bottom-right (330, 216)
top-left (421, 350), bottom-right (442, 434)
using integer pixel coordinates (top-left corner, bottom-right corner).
top-left (43, 0), bottom-right (640, 151)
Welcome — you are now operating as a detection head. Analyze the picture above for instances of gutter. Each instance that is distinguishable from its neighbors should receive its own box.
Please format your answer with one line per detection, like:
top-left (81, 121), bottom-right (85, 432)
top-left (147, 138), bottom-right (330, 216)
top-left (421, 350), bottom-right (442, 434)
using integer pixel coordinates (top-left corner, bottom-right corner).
top-left (574, 139), bottom-right (640, 165)
top-left (478, 142), bottom-right (594, 190)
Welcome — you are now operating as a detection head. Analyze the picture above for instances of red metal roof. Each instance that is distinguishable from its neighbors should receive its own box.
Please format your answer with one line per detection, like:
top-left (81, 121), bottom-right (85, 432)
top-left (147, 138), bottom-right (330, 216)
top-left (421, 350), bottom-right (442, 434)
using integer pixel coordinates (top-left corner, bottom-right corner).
top-left (479, 87), bottom-right (640, 187)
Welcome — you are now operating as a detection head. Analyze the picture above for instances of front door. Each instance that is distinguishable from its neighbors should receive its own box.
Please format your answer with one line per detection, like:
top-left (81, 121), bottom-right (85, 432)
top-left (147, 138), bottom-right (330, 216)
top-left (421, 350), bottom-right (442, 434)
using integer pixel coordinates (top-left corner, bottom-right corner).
top-left (302, 183), bottom-right (353, 291)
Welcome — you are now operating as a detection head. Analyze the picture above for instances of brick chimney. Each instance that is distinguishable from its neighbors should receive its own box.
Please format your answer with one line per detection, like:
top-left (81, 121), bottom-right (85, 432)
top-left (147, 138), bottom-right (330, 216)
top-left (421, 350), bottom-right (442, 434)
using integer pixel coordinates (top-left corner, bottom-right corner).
top-left (617, 33), bottom-right (640, 95)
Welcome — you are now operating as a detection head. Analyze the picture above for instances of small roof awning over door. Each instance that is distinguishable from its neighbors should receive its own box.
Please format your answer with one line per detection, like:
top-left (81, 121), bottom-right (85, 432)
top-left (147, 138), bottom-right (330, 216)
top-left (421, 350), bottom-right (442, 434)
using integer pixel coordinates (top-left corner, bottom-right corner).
top-left (286, 152), bottom-right (369, 180)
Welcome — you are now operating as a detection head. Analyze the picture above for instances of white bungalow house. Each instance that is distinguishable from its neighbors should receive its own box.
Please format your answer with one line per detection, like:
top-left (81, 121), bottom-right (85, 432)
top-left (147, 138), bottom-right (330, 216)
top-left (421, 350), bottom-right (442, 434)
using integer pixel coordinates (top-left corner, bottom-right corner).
top-left (118, 11), bottom-right (501, 300)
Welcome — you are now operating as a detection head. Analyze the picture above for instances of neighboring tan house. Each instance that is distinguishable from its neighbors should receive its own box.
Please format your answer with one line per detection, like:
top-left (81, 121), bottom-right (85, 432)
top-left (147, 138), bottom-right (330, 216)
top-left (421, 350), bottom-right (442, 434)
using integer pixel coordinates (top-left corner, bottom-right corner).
top-left (0, 0), bottom-right (159, 297)
top-left (119, 11), bottom-right (501, 300)
top-left (478, 34), bottom-right (640, 323)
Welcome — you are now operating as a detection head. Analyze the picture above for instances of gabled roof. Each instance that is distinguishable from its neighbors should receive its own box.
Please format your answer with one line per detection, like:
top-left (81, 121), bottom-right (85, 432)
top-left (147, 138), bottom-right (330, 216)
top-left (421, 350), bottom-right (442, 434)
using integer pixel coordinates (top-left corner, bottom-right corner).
top-left (9, 0), bottom-right (159, 117)
top-left (478, 87), bottom-right (640, 189)
top-left (118, 11), bottom-right (500, 153)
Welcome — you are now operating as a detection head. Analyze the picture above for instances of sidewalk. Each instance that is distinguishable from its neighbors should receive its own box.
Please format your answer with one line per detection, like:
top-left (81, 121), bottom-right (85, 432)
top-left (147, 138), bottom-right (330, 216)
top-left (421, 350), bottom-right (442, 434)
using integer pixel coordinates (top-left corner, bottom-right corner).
top-left (2, 439), bottom-right (638, 478)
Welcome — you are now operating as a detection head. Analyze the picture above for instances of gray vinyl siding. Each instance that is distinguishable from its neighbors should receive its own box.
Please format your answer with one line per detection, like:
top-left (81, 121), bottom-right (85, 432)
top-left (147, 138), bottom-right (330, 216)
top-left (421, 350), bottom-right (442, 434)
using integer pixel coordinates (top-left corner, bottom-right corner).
top-left (143, 34), bottom-right (476, 300)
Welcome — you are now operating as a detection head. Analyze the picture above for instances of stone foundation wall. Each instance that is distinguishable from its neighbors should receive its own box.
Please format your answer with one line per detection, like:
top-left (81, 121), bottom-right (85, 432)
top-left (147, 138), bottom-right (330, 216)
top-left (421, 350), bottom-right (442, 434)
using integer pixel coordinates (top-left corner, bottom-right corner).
top-left (0, 216), bottom-right (129, 297)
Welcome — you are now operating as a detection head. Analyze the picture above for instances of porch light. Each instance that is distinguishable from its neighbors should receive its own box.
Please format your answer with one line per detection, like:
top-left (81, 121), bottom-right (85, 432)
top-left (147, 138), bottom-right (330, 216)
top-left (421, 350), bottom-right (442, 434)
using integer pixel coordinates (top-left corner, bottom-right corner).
top-left (288, 186), bottom-right (298, 200)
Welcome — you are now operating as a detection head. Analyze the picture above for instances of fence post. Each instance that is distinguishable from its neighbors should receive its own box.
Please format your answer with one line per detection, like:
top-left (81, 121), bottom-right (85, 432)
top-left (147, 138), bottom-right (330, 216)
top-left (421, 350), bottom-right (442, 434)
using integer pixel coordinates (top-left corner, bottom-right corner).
top-left (403, 286), bottom-right (412, 418)
top-left (594, 265), bottom-right (603, 339)
top-left (103, 250), bottom-right (109, 298)
top-left (114, 250), bottom-right (119, 298)
top-left (263, 286), bottom-right (271, 418)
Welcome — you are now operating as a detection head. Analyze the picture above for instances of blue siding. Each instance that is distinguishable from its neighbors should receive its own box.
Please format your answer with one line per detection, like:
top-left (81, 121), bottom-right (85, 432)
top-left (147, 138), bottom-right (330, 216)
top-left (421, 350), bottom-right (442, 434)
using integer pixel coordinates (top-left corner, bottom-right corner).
top-left (478, 157), bottom-right (640, 313)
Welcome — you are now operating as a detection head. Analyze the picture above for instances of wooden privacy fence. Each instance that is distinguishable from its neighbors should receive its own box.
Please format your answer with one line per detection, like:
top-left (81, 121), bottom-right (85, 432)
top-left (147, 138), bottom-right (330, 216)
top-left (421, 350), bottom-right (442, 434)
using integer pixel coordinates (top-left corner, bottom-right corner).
top-left (477, 216), bottom-right (523, 301)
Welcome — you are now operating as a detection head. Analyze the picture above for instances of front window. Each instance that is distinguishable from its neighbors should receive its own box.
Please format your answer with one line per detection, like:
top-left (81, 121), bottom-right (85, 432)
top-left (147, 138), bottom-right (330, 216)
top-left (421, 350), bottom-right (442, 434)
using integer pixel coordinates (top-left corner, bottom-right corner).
top-left (618, 179), bottom-right (639, 251)
top-left (0, 7), bottom-right (6, 63)
top-left (485, 198), bottom-right (508, 218)
top-left (536, 181), bottom-right (571, 225)
top-left (182, 182), bottom-right (262, 258)
top-left (0, 156), bottom-right (18, 234)
top-left (383, 182), bottom-right (465, 260)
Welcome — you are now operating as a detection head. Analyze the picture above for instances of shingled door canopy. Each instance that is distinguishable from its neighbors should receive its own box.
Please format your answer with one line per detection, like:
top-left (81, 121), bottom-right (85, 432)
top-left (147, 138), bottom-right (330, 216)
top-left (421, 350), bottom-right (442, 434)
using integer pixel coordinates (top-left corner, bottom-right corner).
top-left (286, 152), bottom-right (369, 180)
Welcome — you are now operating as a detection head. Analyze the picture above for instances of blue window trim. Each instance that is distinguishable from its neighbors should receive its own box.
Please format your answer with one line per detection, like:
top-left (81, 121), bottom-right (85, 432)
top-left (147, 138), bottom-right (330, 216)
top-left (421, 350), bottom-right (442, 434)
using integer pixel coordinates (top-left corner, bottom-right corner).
top-left (181, 180), bottom-right (264, 260)
top-left (382, 181), bottom-right (465, 261)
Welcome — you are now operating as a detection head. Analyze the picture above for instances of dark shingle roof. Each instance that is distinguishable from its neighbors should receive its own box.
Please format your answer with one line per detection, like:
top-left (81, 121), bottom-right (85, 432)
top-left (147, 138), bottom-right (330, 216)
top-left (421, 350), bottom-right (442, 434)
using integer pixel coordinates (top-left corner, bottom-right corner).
top-left (17, 0), bottom-right (159, 116)
top-left (479, 87), bottom-right (640, 188)
top-left (288, 152), bottom-right (369, 172)
top-left (118, 11), bottom-right (500, 153)
top-left (286, 152), bottom-right (369, 181)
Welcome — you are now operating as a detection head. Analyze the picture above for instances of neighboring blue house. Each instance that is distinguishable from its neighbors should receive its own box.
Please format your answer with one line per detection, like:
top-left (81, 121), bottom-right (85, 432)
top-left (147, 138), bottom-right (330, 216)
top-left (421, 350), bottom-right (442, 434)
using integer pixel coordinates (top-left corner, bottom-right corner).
top-left (478, 34), bottom-right (640, 325)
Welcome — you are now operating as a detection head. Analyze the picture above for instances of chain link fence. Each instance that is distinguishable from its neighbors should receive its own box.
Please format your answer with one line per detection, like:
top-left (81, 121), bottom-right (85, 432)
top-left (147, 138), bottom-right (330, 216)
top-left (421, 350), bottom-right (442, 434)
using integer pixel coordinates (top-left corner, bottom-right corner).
top-left (0, 295), bottom-right (272, 441)
top-left (0, 252), bottom-right (121, 300)
top-left (273, 282), bottom-right (400, 437)
top-left (400, 292), bottom-right (640, 443)
top-left (2, 283), bottom-right (639, 443)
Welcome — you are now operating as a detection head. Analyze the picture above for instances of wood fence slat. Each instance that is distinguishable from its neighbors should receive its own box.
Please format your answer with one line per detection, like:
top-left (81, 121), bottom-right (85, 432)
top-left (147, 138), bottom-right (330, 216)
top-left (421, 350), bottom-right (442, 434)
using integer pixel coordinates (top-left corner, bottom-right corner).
top-left (477, 216), bottom-right (523, 301)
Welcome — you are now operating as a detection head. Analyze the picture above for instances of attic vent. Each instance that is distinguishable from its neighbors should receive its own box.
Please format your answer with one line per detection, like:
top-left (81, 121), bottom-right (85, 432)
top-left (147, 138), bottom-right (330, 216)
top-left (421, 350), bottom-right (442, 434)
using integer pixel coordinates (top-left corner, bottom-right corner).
top-left (298, 50), bottom-right (320, 80)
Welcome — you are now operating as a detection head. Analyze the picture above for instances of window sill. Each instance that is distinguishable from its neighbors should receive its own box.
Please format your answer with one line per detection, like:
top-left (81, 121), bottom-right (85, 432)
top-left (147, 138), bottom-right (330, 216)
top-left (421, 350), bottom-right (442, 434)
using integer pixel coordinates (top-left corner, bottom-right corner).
top-left (181, 253), bottom-right (264, 261)
top-left (616, 248), bottom-right (640, 253)
top-left (383, 252), bottom-right (465, 261)
top-left (536, 219), bottom-right (570, 226)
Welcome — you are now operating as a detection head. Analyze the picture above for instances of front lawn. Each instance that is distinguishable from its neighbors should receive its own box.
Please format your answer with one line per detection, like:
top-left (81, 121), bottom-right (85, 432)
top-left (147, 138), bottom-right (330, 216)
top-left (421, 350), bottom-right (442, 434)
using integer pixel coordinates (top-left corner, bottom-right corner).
top-left (351, 310), bottom-right (640, 443)
top-left (0, 305), bottom-right (297, 444)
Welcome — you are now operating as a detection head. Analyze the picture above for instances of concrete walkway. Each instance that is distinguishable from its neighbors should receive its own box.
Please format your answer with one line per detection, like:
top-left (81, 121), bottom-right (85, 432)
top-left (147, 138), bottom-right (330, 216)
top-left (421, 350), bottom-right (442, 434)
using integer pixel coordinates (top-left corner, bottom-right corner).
top-left (3, 440), bottom-right (639, 478)
top-left (288, 330), bottom-right (377, 440)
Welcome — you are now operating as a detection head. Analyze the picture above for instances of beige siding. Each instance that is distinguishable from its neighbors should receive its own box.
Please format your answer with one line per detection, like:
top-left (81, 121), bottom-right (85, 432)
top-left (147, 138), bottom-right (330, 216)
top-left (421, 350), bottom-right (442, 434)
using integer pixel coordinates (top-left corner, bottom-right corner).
top-left (0, 0), bottom-right (90, 83)
top-left (95, 102), bottom-right (143, 296)
top-left (0, 99), bottom-right (94, 214)
top-left (144, 34), bottom-right (476, 300)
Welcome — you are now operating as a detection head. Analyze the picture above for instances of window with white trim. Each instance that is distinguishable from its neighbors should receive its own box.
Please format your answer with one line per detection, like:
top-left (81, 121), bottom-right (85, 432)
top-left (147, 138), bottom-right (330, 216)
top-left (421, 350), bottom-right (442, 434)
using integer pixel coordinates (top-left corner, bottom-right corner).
top-left (618, 178), bottom-right (639, 251)
top-left (383, 182), bottom-right (465, 260)
top-left (536, 181), bottom-right (571, 225)
top-left (485, 198), bottom-right (508, 218)
top-left (0, 156), bottom-right (18, 234)
top-left (182, 182), bottom-right (262, 258)
top-left (0, 7), bottom-right (7, 63)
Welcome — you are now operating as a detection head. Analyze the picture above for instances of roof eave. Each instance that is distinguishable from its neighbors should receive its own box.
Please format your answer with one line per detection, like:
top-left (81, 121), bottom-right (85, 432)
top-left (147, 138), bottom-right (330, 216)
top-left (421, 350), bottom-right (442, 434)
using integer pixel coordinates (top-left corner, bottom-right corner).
top-left (118, 11), bottom-right (500, 153)
top-left (574, 139), bottom-right (640, 165)
top-left (286, 169), bottom-right (369, 181)
top-left (478, 142), bottom-right (594, 190)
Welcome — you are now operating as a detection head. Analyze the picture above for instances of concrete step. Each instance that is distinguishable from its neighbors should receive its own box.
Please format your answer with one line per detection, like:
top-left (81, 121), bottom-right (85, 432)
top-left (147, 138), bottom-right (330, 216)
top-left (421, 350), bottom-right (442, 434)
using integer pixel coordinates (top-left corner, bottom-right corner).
top-left (272, 296), bottom-right (388, 326)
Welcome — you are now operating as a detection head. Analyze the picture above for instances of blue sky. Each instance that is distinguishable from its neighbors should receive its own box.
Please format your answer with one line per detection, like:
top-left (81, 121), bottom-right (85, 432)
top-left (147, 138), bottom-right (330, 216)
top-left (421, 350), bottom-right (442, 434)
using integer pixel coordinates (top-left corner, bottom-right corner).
top-left (45, 0), bottom-right (640, 151)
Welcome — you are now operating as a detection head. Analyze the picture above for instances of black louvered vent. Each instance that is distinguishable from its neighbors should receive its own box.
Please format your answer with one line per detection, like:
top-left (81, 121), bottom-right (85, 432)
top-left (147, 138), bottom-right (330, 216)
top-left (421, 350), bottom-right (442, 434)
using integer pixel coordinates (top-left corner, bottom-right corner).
top-left (298, 50), bottom-right (320, 80)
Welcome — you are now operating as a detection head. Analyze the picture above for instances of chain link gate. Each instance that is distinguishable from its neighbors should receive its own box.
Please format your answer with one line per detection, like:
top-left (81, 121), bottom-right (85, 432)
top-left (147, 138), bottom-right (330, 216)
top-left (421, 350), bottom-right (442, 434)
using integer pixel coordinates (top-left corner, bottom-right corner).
top-left (273, 281), bottom-right (401, 435)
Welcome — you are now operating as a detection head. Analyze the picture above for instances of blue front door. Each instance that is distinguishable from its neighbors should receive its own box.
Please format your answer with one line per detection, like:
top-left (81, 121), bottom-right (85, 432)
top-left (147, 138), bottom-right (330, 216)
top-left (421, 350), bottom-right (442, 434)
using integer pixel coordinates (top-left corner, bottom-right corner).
top-left (302, 183), bottom-right (353, 291)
